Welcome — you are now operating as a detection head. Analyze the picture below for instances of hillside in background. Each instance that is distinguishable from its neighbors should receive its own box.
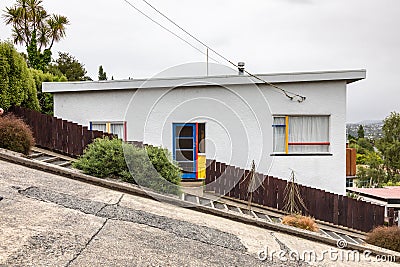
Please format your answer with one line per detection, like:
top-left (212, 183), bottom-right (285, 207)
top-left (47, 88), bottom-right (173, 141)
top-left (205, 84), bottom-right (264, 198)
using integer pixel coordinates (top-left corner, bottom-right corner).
top-left (346, 121), bottom-right (383, 140)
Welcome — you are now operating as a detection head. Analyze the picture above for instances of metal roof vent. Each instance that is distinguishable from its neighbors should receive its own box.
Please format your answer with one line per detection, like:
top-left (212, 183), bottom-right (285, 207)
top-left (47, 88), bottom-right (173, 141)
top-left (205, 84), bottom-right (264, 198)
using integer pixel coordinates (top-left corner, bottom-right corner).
top-left (238, 62), bottom-right (245, 75)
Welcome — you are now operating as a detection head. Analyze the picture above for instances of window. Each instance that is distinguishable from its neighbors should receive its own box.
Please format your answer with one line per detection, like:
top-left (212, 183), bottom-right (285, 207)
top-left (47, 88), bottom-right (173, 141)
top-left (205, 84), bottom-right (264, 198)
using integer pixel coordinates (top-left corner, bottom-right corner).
top-left (198, 123), bottom-right (205, 154)
top-left (91, 123), bottom-right (107, 133)
top-left (110, 124), bottom-right (124, 139)
top-left (273, 115), bottom-right (330, 154)
top-left (346, 178), bottom-right (354, 188)
top-left (90, 121), bottom-right (126, 141)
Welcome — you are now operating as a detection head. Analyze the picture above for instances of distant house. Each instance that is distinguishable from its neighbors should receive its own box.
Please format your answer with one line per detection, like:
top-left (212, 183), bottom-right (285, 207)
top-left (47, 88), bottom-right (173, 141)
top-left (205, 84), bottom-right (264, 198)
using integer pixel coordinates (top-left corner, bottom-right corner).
top-left (43, 69), bottom-right (366, 195)
top-left (347, 186), bottom-right (400, 220)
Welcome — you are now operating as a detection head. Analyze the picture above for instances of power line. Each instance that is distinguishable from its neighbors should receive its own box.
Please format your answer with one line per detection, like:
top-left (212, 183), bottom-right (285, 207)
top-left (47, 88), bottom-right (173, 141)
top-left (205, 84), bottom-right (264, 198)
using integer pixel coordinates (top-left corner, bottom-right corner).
top-left (122, 0), bottom-right (306, 102)
top-left (121, 0), bottom-right (221, 64)
top-left (139, 0), bottom-right (306, 102)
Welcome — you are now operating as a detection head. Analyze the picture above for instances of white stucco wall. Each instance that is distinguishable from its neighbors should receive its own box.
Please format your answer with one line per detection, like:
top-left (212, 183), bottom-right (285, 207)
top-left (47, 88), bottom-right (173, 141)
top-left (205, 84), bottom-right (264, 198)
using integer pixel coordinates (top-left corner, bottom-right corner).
top-left (266, 81), bottom-right (347, 195)
top-left (52, 78), bottom-right (348, 195)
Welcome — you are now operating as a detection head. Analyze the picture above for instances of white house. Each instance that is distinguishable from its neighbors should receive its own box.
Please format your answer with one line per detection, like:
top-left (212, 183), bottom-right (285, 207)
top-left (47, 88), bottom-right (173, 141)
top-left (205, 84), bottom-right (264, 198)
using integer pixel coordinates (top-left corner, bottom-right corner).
top-left (43, 67), bottom-right (366, 195)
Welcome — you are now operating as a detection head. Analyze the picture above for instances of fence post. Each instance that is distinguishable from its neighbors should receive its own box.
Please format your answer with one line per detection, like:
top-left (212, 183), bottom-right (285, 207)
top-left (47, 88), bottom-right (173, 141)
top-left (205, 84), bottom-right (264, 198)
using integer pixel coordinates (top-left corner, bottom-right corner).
top-left (220, 163), bottom-right (226, 195)
top-left (333, 194), bottom-right (339, 225)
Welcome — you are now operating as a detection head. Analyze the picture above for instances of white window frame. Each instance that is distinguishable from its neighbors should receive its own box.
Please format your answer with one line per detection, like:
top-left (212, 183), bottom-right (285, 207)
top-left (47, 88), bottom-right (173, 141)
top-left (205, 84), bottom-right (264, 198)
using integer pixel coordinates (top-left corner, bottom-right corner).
top-left (90, 121), bottom-right (127, 141)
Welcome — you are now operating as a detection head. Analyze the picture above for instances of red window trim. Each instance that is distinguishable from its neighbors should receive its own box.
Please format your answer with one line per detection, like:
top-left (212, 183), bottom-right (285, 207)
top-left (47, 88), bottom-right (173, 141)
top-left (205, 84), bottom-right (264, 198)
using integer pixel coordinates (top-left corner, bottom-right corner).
top-left (123, 121), bottom-right (127, 141)
top-left (288, 142), bottom-right (330, 146)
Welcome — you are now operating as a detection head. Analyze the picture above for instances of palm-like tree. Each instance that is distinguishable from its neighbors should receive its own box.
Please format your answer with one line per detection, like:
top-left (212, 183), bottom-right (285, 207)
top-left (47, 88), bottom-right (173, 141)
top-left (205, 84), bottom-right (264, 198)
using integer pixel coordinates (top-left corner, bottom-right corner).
top-left (47, 14), bottom-right (69, 49)
top-left (2, 0), bottom-right (68, 52)
top-left (27, 0), bottom-right (45, 30)
top-left (4, 5), bottom-right (28, 45)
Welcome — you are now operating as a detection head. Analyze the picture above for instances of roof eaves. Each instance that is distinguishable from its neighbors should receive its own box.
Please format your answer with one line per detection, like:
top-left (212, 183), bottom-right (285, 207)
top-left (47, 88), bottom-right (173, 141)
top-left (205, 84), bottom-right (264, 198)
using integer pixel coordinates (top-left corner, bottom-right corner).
top-left (42, 69), bottom-right (366, 93)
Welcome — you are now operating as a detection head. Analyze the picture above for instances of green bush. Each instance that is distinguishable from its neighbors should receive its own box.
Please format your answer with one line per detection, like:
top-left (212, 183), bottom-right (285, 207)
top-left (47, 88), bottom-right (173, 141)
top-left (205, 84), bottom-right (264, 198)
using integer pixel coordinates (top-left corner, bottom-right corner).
top-left (73, 137), bottom-right (182, 195)
top-left (72, 137), bottom-right (128, 179)
top-left (383, 179), bottom-right (400, 186)
top-left (29, 68), bottom-right (67, 115)
top-left (366, 226), bottom-right (400, 252)
top-left (146, 145), bottom-right (182, 186)
top-left (0, 41), bottom-right (40, 111)
top-left (0, 114), bottom-right (35, 155)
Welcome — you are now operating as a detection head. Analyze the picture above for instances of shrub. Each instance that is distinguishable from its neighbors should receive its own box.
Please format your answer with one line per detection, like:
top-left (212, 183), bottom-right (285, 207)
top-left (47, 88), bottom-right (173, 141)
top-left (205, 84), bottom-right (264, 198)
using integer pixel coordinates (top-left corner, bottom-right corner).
top-left (73, 137), bottom-right (182, 195)
top-left (365, 226), bottom-right (400, 252)
top-left (29, 68), bottom-right (67, 115)
top-left (282, 214), bottom-right (319, 232)
top-left (123, 144), bottom-right (182, 195)
top-left (72, 137), bottom-right (128, 179)
top-left (0, 114), bottom-right (35, 155)
top-left (0, 41), bottom-right (40, 111)
top-left (346, 192), bottom-right (359, 199)
top-left (146, 145), bottom-right (181, 186)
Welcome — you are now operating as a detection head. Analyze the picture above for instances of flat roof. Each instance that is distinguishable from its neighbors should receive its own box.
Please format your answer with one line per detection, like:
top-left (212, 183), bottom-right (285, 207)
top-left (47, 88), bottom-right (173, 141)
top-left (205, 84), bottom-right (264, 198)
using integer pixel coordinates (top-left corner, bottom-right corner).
top-left (43, 69), bottom-right (366, 93)
top-left (348, 186), bottom-right (400, 200)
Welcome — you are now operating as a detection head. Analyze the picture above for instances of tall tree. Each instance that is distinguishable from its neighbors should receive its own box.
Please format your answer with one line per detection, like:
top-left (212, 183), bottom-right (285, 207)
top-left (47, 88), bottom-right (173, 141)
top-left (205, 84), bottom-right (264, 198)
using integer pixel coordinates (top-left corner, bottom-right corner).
top-left (377, 112), bottom-right (400, 181)
top-left (0, 41), bottom-right (40, 111)
top-left (3, 0), bottom-right (69, 70)
top-left (29, 68), bottom-right (66, 115)
top-left (49, 52), bottom-right (91, 81)
top-left (98, 65), bottom-right (107, 81)
top-left (356, 151), bottom-right (386, 187)
top-left (357, 125), bottom-right (365, 139)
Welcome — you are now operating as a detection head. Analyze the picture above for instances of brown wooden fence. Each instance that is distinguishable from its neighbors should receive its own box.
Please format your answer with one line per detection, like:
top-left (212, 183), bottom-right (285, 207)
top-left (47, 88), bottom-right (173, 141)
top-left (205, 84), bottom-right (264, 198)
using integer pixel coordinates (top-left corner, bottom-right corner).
top-left (4, 107), bottom-right (386, 232)
top-left (8, 106), bottom-right (115, 157)
top-left (205, 159), bottom-right (385, 232)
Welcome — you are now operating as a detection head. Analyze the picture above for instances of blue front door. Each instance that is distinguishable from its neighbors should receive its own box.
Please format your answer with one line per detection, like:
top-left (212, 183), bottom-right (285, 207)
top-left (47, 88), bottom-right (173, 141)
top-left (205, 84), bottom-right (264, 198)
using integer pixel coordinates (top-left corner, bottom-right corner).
top-left (173, 123), bottom-right (197, 179)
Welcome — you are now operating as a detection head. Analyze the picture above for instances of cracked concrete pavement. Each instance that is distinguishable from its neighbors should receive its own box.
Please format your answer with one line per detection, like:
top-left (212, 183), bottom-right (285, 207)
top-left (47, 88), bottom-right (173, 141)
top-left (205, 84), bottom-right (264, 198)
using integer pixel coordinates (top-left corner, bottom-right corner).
top-left (0, 160), bottom-right (396, 266)
top-left (19, 187), bottom-right (247, 253)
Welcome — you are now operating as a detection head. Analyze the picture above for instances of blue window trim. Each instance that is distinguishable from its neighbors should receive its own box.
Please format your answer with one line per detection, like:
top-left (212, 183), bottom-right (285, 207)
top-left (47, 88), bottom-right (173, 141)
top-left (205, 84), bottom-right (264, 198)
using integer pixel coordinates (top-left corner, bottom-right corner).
top-left (173, 123), bottom-right (197, 179)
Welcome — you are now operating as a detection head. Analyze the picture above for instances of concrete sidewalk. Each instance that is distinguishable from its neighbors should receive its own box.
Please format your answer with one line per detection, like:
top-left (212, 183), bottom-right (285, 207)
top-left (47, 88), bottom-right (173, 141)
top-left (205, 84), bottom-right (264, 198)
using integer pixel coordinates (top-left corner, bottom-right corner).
top-left (0, 160), bottom-right (396, 266)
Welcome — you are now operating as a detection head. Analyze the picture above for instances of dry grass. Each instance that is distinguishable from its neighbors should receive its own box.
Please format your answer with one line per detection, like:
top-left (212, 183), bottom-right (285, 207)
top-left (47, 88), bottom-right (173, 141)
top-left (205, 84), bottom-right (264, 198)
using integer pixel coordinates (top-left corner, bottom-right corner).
top-left (366, 226), bottom-right (400, 252)
top-left (282, 214), bottom-right (319, 232)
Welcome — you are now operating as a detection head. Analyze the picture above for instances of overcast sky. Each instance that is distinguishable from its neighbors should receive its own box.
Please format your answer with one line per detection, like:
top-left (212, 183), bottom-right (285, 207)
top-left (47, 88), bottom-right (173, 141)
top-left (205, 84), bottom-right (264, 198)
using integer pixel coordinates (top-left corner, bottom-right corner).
top-left (0, 0), bottom-right (399, 123)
